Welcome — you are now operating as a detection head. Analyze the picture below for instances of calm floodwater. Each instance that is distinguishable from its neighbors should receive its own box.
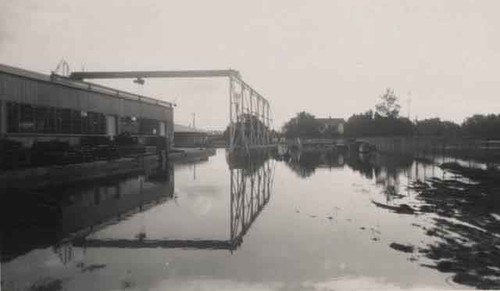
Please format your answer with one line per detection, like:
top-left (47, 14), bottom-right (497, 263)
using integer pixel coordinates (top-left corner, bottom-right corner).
top-left (2, 148), bottom-right (500, 290)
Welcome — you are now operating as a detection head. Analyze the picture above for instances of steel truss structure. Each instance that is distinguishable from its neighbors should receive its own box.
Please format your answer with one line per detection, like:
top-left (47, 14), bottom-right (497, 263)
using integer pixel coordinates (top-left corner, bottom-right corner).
top-left (69, 69), bottom-right (272, 150)
top-left (228, 76), bottom-right (272, 150)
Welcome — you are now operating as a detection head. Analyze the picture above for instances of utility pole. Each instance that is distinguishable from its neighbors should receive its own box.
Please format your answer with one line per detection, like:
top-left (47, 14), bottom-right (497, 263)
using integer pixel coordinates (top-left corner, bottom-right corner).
top-left (192, 113), bottom-right (196, 129)
top-left (407, 91), bottom-right (412, 119)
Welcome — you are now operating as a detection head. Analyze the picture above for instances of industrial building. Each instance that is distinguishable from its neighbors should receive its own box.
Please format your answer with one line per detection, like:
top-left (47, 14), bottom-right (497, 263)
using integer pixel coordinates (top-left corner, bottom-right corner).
top-left (0, 64), bottom-right (174, 168)
top-left (173, 124), bottom-right (208, 147)
top-left (316, 117), bottom-right (345, 136)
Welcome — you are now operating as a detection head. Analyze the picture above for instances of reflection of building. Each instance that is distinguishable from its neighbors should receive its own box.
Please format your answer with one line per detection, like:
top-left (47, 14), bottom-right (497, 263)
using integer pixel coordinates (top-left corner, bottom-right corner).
top-left (73, 154), bottom-right (274, 252)
top-left (1, 168), bottom-right (174, 262)
top-left (285, 150), bottom-right (345, 178)
top-left (61, 169), bottom-right (174, 234)
top-left (174, 124), bottom-right (208, 147)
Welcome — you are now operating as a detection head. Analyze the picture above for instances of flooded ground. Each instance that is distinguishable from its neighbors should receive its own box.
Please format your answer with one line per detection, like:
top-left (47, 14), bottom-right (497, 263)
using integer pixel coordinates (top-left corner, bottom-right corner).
top-left (2, 148), bottom-right (500, 290)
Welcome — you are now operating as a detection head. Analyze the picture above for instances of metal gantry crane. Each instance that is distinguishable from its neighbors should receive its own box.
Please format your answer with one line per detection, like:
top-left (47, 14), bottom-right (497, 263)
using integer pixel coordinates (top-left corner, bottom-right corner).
top-left (70, 69), bottom-right (272, 150)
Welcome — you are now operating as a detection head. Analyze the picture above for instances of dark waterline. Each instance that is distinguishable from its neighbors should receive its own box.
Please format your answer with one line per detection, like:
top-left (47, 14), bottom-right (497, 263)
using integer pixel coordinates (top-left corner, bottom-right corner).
top-left (2, 148), bottom-right (499, 290)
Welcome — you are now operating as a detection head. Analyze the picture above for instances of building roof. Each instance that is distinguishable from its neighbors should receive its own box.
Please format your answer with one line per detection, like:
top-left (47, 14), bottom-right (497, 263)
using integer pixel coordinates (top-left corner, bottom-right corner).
top-left (0, 63), bottom-right (173, 109)
top-left (0, 63), bottom-right (52, 82)
top-left (174, 124), bottom-right (207, 134)
top-left (315, 117), bottom-right (345, 126)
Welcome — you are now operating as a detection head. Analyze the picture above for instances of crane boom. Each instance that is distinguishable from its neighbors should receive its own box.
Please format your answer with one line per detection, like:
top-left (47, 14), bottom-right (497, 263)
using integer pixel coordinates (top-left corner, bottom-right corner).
top-left (70, 69), bottom-right (240, 80)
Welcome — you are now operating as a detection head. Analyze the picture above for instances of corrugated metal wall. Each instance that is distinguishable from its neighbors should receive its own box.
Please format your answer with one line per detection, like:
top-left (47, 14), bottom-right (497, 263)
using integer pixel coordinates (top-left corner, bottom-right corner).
top-left (0, 72), bottom-right (173, 124)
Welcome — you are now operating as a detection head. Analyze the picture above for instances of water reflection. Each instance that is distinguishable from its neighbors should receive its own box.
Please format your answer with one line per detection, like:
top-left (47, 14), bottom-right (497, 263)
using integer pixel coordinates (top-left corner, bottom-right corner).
top-left (5, 147), bottom-right (499, 289)
top-left (282, 148), bottom-right (500, 288)
top-left (283, 149), bottom-right (413, 203)
top-left (409, 164), bottom-right (500, 289)
top-left (283, 149), bottom-right (444, 201)
top-left (72, 152), bottom-right (274, 252)
top-left (283, 149), bottom-right (414, 185)
top-left (283, 150), bottom-right (345, 178)
top-left (229, 151), bottom-right (274, 250)
top-left (1, 166), bottom-right (174, 263)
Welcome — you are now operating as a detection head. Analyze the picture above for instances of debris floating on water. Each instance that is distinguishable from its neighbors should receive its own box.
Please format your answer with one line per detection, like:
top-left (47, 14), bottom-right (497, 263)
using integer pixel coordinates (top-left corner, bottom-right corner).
top-left (390, 242), bottom-right (415, 253)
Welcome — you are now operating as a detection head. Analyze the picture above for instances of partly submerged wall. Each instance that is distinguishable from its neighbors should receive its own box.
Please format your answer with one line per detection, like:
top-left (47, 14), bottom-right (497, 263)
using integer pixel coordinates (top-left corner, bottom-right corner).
top-left (362, 136), bottom-right (500, 163)
top-left (0, 154), bottom-right (160, 190)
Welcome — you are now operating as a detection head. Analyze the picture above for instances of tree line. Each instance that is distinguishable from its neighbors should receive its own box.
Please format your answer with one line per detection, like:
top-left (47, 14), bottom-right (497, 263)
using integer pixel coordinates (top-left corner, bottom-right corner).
top-left (282, 88), bottom-right (500, 139)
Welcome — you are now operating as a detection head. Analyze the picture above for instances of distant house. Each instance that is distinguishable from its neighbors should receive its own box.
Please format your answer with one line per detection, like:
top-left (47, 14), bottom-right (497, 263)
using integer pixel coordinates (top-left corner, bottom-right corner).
top-left (173, 124), bottom-right (208, 147)
top-left (315, 117), bottom-right (345, 136)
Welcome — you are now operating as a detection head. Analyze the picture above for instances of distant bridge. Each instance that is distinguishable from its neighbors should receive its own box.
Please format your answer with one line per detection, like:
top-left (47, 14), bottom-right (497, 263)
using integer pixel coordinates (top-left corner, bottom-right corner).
top-left (70, 69), bottom-right (273, 150)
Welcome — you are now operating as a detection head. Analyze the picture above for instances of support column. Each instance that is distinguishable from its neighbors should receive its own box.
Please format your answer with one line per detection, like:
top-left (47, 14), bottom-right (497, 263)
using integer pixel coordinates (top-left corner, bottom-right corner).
top-left (106, 115), bottom-right (117, 138)
top-left (257, 97), bottom-right (261, 145)
top-left (239, 83), bottom-right (246, 149)
top-left (229, 77), bottom-right (234, 149)
top-left (263, 102), bottom-right (268, 144)
top-left (249, 90), bottom-right (254, 146)
top-left (0, 100), bottom-right (6, 136)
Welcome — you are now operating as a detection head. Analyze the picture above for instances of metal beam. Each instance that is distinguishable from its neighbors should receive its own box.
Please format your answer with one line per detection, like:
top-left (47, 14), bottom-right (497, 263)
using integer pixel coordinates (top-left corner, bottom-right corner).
top-left (70, 69), bottom-right (241, 80)
top-left (73, 238), bottom-right (241, 250)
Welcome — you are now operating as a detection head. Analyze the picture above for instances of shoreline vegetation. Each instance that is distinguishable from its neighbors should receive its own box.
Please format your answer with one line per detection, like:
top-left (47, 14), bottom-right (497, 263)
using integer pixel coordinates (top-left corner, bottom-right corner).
top-left (281, 89), bottom-right (500, 142)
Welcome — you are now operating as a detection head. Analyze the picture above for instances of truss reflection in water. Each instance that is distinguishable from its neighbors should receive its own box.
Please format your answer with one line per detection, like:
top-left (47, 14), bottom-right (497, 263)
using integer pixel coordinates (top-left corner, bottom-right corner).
top-left (229, 153), bottom-right (275, 249)
top-left (74, 152), bottom-right (275, 252)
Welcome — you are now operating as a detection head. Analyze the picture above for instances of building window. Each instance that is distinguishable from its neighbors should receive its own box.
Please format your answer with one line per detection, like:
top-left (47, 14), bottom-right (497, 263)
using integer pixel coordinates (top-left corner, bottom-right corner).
top-left (35, 106), bottom-right (56, 133)
top-left (7, 102), bottom-right (19, 133)
top-left (19, 103), bottom-right (36, 132)
top-left (139, 118), bottom-right (160, 135)
top-left (87, 111), bottom-right (106, 134)
top-left (6, 101), bottom-right (106, 135)
top-left (59, 108), bottom-right (72, 134)
top-left (72, 110), bottom-right (83, 134)
top-left (120, 116), bottom-right (139, 135)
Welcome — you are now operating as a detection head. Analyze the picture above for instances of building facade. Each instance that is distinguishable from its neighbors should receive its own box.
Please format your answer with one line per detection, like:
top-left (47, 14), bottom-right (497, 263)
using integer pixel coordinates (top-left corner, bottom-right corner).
top-left (0, 64), bottom-right (174, 166)
top-left (173, 124), bottom-right (208, 147)
top-left (316, 117), bottom-right (345, 137)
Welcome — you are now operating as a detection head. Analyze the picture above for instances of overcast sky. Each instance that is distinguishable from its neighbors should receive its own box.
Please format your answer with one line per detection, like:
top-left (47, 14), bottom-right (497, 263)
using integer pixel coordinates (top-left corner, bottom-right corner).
top-left (1, 0), bottom-right (499, 130)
